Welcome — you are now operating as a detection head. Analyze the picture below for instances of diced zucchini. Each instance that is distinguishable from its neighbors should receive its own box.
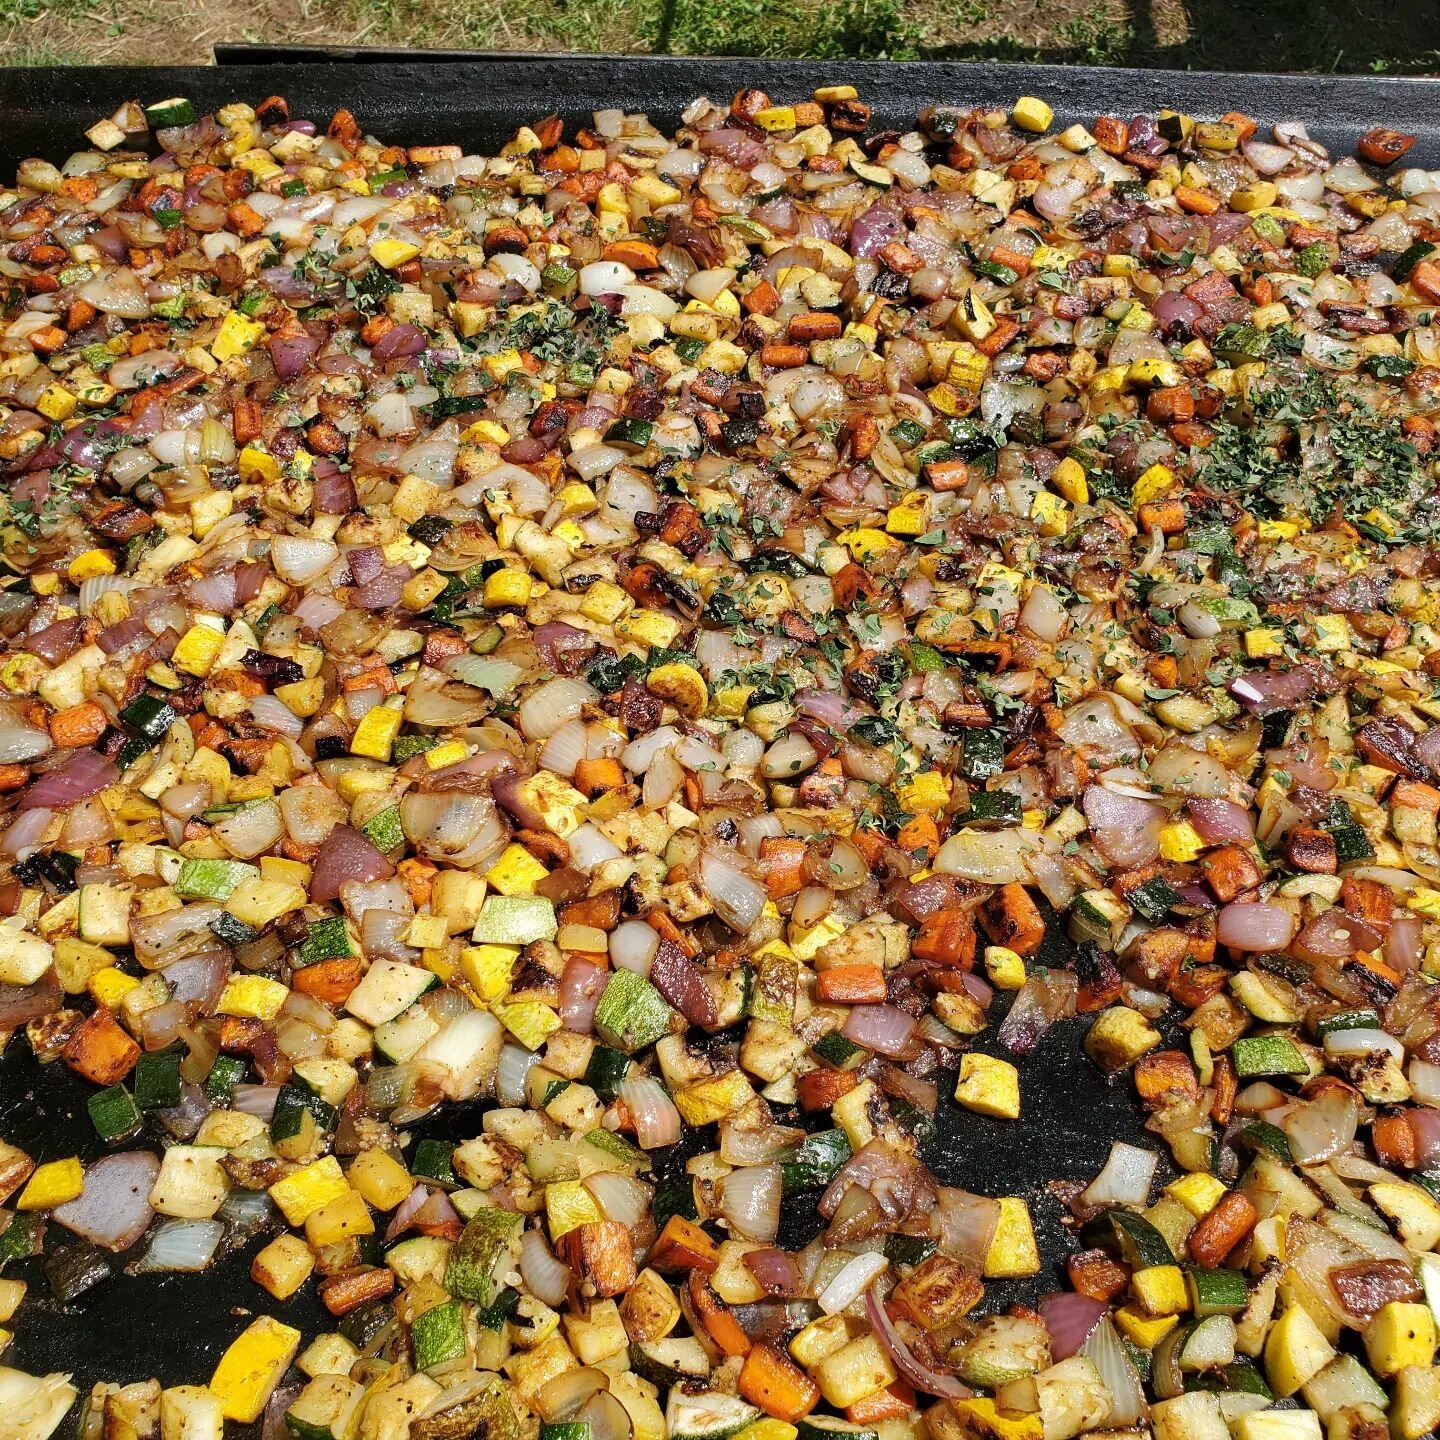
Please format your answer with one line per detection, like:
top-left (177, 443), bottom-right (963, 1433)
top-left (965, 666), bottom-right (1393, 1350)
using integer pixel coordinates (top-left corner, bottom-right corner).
top-left (145, 97), bottom-right (198, 127)
top-left (594, 971), bottom-right (674, 1054)
top-left (665, 1390), bottom-right (759, 1440)
top-left (412, 1299), bottom-right (466, 1372)
top-left (87, 1084), bottom-right (141, 1142)
top-left (295, 916), bottom-right (357, 967)
top-left (628, 1338), bottom-right (711, 1388)
top-left (445, 1209), bottom-right (522, 1304)
top-left (344, 959), bottom-right (436, 1027)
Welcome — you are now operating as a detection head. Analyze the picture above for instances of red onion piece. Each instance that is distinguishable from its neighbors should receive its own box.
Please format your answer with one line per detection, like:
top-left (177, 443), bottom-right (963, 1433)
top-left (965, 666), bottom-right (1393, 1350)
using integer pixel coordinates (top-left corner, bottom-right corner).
top-left (314, 471), bottom-right (357, 515)
top-left (865, 1284), bottom-right (971, 1398)
top-left (650, 940), bottom-right (718, 1028)
top-left (385, 1183), bottom-right (430, 1242)
top-left (311, 825), bottom-right (394, 902)
top-left (842, 1005), bottom-right (917, 1058)
top-left (742, 1246), bottom-right (803, 1296)
top-left (413, 1187), bottom-right (463, 1237)
top-left (1217, 901), bottom-right (1295, 953)
top-left (849, 204), bottom-right (904, 258)
top-left (372, 323), bottom-right (426, 359)
top-left (1229, 670), bottom-right (1313, 715)
top-left (491, 773), bottom-right (547, 831)
top-left (269, 326), bottom-right (321, 381)
top-left (1410, 1108), bottom-right (1440, 1167)
top-left (96, 614), bottom-right (149, 656)
top-left (185, 570), bottom-right (238, 612)
top-left (1187, 797), bottom-right (1255, 844)
top-left (53, 1151), bottom-right (160, 1251)
top-left (698, 128), bottom-right (764, 166)
top-left (998, 972), bottom-right (1076, 1056)
top-left (559, 954), bottom-right (607, 1033)
top-left (233, 1084), bottom-right (279, 1119)
top-left (1294, 908), bottom-right (1382, 962)
top-left (234, 561), bottom-right (269, 605)
top-left (959, 970), bottom-right (994, 1007)
top-left (27, 617), bottom-right (85, 664)
top-left (2, 806), bottom-right (54, 857)
top-left (1082, 785), bottom-right (1164, 868)
top-left (533, 622), bottom-right (599, 676)
top-left (161, 949), bottom-right (229, 1014)
top-left (1039, 1291), bottom-right (1109, 1360)
top-left (21, 752), bottom-right (119, 810)
top-left (1387, 916), bottom-right (1423, 972)
top-left (0, 971), bottom-right (61, 1028)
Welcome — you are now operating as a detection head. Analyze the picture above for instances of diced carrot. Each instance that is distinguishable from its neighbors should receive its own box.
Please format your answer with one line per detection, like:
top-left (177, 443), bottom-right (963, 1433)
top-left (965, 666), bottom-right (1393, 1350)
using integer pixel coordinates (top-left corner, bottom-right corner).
top-left (896, 813), bottom-right (939, 862)
top-left (319, 1267), bottom-right (394, 1315)
top-left (759, 343), bottom-right (809, 369)
top-left (926, 459), bottom-right (970, 491)
top-left (559, 892), bottom-right (621, 931)
top-left (341, 664), bottom-right (397, 695)
top-left (396, 857), bottom-right (437, 909)
top-left (1349, 949), bottom-right (1403, 993)
top-left (758, 837), bottom-right (810, 900)
top-left (815, 964), bottom-right (887, 1005)
top-left (646, 906), bottom-right (698, 958)
top-left (27, 325), bottom-right (66, 354)
top-left (62, 1008), bottom-right (141, 1086)
top-left (980, 883), bottom-right (1045, 956)
top-left (787, 312), bottom-right (842, 342)
top-left (1137, 497), bottom-right (1186, 535)
top-left (743, 278), bottom-right (781, 316)
top-left (1374, 1110), bottom-right (1418, 1169)
top-left (1393, 781), bottom-right (1440, 814)
top-left (1341, 875), bottom-right (1393, 935)
top-left (975, 316), bottom-right (1022, 357)
top-left (49, 701), bottom-right (108, 749)
top-left (559, 1220), bottom-right (637, 1297)
top-left (738, 1342), bottom-right (820, 1422)
top-left (649, 1215), bottom-right (719, 1273)
top-left (1174, 185), bottom-right (1220, 216)
top-left (1169, 963), bottom-right (1229, 1009)
top-left (1220, 111), bottom-right (1258, 141)
top-left (797, 1067), bottom-right (857, 1111)
top-left (847, 1381), bottom-right (916, 1424)
top-left (1067, 1248), bottom-right (1130, 1302)
top-left (233, 397), bottom-right (263, 444)
top-left (1209, 1054), bottom-right (1237, 1126)
top-left (1186, 1190), bottom-right (1258, 1268)
top-left (686, 1272), bottom-right (750, 1356)
top-left (912, 908), bottom-right (977, 969)
top-left (226, 202), bottom-right (266, 237)
top-left (0, 765), bottom-right (30, 792)
top-left (988, 245), bottom-right (1031, 277)
top-left (602, 240), bottom-right (661, 270)
top-left (291, 958), bottom-right (363, 1004)
top-left (1200, 844), bottom-right (1262, 903)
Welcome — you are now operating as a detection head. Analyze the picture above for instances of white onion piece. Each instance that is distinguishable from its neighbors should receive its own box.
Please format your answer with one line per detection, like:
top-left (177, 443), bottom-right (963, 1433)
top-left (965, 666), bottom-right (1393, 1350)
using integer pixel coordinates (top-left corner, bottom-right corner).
top-left (519, 1228), bottom-right (572, 1307)
top-left (518, 677), bottom-right (599, 741)
top-left (135, 1218), bottom-right (224, 1272)
top-left (1324, 1028), bottom-right (1402, 1061)
top-left (540, 719), bottom-right (588, 778)
top-left (699, 851), bottom-right (765, 933)
top-left (567, 823), bottom-right (623, 873)
top-left (270, 536), bottom-right (339, 584)
top-left (717, 1165), bottom-right (782, 1242)
top-left (617, 1075), bottom-right (681, 1148)
top-left (817, 1251), bottom-right (890, 1315)
top-left (497, 1043), bottom-right (541, 1105)
top-left (583, 1170), bottom-right (651, 1227)
top-left (610, 920), bottom-right (659, 976)
top-left (579, 261), bottom-right (635, 295)
top-left (1079, 1142), bottom-right (1158, 1210)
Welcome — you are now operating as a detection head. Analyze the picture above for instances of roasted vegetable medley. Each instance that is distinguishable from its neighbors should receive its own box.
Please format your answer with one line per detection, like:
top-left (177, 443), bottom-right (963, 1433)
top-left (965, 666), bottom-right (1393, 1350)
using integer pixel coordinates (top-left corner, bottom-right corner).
top-left (6, 82), bottom-right (1440, 1440)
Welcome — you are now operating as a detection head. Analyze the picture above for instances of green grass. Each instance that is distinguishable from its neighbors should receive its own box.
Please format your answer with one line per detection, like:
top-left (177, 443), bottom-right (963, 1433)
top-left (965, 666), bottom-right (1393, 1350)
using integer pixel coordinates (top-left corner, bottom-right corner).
top-left (1, 0), bottom-right (1437, 72)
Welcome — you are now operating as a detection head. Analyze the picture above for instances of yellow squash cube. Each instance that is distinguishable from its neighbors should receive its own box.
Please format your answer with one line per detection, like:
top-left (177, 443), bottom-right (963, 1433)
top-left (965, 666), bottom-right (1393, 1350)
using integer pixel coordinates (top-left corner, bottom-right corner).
top-left (486, 844), bottom-right (550, 897)
top-left (984, 1197), bottom-right (1040, 1277)
top-left (211, 311), bottom-right (266, 362)
top-left (216, 974), bottom-right (289, 1022)
top-left (1012, 96), bottom-right (1054, 133)
top-left (347, 1148), bottom-right (415, 1211)
top-left (546, 1179), bottom-right (604, 1240)
top-left (1366, 1302), bottom-right (1438, 1378)
top-left (955, 1053), bottom-right (1021, 1120)
top-left (250, 1232), bottom-right (315, 1300)
top-left (268, 1155), bottom-right (350, 1226)
top-left (209, 1315), bottom-right (302, 1423)
top-left (171, 624), bottom-right (225, 678)
top-left (16, 1157), bottom-right (83, 1211)
top-left (369, 238), bottom-right (420, 269)
top-left (1131, 1264), bottom-right (1188, 1317)
top-left (350, 704), bottom-right (403, 761)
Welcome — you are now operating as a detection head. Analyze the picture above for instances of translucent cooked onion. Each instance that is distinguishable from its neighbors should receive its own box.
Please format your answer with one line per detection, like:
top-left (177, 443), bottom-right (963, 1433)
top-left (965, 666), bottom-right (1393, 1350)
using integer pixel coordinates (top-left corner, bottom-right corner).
top-left (717, 1165), bottom-right (782, 1242)
top-left (519, 1229), bottom-right (572, 1307)
top-left (519, 677), bottom-right (598, 741)
top-left (610, 920), bottom-right (659, 976)
top-left (617, 1075), bottom-right (681, 1149)
top-left (1079, 1141), bottom-right (1159, 1210)
top-left (699, 851), bottom-right (766, 933)
top-left (584, 1170), bottom-right (651, 1228)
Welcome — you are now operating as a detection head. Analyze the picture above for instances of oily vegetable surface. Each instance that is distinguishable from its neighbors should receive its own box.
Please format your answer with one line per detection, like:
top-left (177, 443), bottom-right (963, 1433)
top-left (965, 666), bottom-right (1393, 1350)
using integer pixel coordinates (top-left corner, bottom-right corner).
top-left (2, 84), bottom-right (1440, 1440)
